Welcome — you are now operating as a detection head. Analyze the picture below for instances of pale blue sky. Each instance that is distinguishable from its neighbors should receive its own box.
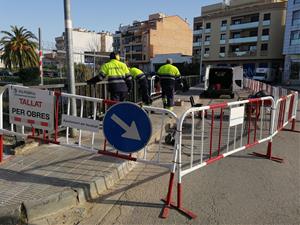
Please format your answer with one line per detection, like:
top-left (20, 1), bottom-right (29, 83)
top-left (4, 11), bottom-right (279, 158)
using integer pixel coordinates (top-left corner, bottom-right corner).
top-left (0, 0), bottom-right (219, 44)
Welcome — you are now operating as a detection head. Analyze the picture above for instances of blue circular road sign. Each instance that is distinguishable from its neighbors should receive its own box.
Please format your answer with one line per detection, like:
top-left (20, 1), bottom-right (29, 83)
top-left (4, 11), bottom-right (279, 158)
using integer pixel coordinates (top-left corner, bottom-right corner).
top-left (103, 102), bottom-right (152, 153)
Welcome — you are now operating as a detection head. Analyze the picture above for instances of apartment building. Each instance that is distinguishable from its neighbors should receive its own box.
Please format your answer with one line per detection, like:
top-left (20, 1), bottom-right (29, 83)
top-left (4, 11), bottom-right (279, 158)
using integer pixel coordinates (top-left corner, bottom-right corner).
top-left (193, 0), bottom-right (287, 78)
top-left (114, 13), bottom-right (192, 72)
top-left (55, 28), bottom-right (113, 63)
top-left (283, 0), bottom-right (300, 84)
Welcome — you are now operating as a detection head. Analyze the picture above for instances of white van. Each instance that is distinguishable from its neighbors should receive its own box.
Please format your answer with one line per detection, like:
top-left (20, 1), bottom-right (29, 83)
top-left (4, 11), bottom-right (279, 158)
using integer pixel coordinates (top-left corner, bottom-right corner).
top-left (253, 68), bottom-right (276, 83)
top-left (203, 66), bottom-right (243, 98)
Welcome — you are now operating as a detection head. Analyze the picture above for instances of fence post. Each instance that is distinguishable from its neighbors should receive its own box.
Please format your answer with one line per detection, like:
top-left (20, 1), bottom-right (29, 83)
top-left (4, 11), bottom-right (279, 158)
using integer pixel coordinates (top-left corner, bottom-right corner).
top-left (0, 134), bottom-right (3, 163)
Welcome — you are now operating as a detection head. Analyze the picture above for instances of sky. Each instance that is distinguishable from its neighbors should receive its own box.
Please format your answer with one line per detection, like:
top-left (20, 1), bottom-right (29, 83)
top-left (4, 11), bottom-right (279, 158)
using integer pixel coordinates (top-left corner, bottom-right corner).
top-left (0, 0), bottom-right (219, 45)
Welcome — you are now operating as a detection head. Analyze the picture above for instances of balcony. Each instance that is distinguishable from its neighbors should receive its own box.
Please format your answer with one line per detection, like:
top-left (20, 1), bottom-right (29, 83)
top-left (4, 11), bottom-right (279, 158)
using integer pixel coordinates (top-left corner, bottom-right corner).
top-left (228, 50), bottom-right (257, 57)
top-left (261, 35), bottom-right (269, 41)
top-left (263, 20), bottom-right (271, 26)
top-left (220, 40), bottom-right (226, 44)
top-left (220, 26), bottom-right (227, 32)
top-left (219, 53), bottom-right (225, 58)
top-left (193, 29), bottom-right (202, 35)
top-left (204, 41), bottom-right (210, 46)
top-left (291, 39), bottom-right (300, 45)
top-left (260, 50), bottom-right (268, 56)
top-left (205, 28), bottom-right (211, 33)
top-left (193, 42), bottom-right (201, 47)
top-left (229, 36), bottom-right (258, 44)
top-left (230, 21), bottom-right (259, 31)
top-left (204, 53), bottom-right (210, 58)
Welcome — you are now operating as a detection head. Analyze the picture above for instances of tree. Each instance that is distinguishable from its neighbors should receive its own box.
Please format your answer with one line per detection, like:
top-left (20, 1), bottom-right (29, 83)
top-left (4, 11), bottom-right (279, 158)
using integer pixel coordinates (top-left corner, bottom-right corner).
top-left (0, 26), bottom-right (39, 70)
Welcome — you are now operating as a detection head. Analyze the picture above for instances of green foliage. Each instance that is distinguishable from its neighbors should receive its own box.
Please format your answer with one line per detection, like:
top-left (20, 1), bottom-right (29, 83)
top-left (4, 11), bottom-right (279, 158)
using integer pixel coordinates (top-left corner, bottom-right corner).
top-left (17, 67), bottom-right (40, 84)
top-left (75, 63), bottom-right (93, 82)
top-left (0, 26), bottom-right (39, 70)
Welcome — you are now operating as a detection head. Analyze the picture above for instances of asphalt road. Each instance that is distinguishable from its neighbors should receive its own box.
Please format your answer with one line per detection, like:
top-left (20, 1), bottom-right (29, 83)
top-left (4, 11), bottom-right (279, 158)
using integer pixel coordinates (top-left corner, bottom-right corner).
top-left (32, 89), bottom-right (300, 225)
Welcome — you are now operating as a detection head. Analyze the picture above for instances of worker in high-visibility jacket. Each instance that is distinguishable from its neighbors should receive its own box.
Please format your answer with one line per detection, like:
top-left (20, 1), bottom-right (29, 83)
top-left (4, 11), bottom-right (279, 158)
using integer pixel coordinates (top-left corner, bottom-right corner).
top-left (157, 58), bottom-right (182, 110)
top-left (129, 67), bottom-right (152, 105)
top-left (87, 52), bottom-right (132, 101)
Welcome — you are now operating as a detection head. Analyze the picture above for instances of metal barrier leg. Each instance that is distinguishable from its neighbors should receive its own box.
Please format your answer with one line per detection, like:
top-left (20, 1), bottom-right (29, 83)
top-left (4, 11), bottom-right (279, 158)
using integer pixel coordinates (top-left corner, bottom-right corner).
top-left (283, 119), bottom-right (300, 133)
top-left (252, 140), bottom-right (284, 163)
top-left (161, 172), bottom-right (175, 218)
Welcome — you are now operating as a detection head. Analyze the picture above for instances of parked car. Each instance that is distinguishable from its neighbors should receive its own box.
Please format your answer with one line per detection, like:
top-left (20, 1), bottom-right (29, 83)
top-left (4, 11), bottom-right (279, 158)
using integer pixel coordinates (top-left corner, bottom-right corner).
top-left (0, 70), bottom-right (13, 76)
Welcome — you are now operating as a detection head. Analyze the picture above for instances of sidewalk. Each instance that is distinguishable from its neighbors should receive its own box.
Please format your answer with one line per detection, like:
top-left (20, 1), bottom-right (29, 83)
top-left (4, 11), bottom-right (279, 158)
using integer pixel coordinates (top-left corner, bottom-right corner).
top-left (0, 86), bottom-right (215, 224)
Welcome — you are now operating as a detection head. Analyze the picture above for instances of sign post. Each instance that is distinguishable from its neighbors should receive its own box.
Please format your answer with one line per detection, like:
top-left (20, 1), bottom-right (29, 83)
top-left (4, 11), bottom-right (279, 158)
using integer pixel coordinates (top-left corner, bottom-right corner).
top-left (103, 102), bottom-right (152, 153)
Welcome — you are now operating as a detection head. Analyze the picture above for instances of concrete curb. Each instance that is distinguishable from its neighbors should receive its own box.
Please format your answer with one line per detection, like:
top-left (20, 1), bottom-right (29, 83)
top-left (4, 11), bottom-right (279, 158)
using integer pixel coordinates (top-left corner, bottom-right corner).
top-left (0, 112), bottom-right (174, 223)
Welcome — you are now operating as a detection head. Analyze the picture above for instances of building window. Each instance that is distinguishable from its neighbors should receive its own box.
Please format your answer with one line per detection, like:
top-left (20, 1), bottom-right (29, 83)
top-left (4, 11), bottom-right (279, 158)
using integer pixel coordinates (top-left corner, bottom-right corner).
top-left (249, 45), bottom-right (257, 52)
top-left (232, 32), bottom-right (240, 38)
top-left (206, 23), bottom-right (211, 29)
top-left (259, 63), bottom-right (268, 68)
top-left (291, 30), bottom-right (300, 45)
top-left (250, 30), bottom-right (258, 37)
top-left (262, 29), bottom-right (269, 36)
top-left (261, 43), bottom-right (268, 51)
top-left (264, 13), bottom-right (271, 21)
top-left (295, 0), bottom-right (300, 4)
top-left (290, 61), bottom-right (300, 79)
top-left (232, 19), bottom-right (241, 25)
top-left (205, 35), bottom-right (210, 41)
top-left (204, 48), bottom-right (210, 54)
top-left (220, 34), bottom-right (226, 40)
top-left (221, 20), bottom-right (227, 27)
top-left (292, 10), bottom-right (300, 26)
top-left (195, 23), bottom-right (202, 30)
top-left (250, 14), bottom-right (259, 22)
top-left (220, 47), bottom-right (225, 53)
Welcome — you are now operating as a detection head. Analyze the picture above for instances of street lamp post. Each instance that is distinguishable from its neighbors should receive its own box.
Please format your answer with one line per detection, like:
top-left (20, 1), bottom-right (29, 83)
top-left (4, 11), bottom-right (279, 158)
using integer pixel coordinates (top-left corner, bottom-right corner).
top-left (64, 0), bottom-right (77, 135)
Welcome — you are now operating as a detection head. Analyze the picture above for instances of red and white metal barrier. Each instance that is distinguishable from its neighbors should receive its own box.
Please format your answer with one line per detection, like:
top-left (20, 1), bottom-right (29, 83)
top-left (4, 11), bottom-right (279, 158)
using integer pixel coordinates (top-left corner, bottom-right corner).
top-left (243, 78), bottom-right (292, 102)
top-left (150, 75), bottom-right (161, 97)
top-left (0, 85), bottom-right (178, 170)
top-left (161, 89), bottom-right (299, 219)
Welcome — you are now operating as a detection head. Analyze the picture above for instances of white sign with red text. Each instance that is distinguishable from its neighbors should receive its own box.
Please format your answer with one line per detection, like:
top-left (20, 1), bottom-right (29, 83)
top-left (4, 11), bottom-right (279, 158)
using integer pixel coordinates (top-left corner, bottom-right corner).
top-left (9, 86), bottom-right (55, 130)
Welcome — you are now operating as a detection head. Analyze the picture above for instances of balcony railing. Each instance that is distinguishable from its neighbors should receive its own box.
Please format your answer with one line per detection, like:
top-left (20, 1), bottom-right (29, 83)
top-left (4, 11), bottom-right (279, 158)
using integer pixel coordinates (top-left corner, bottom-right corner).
top-left (219, 53), bottom-right (225, 58)
top-left (229, 36), bottom-right (258, 44)
top-left (220, 39), bottom-right (226, 44)
top-left (263, 20), bottom-right (271, 26)
top-left (260, 50), bottom-right (268, 56)
top-left (193, 42), bottom-right (201, 47)
top-left (204, 53), bottom-right (210, 58)
top-left (228, 50), bottom-right (257, 57)
top-left (204, 41), bottom-right (210, 45)
top-left (221, 26), bottom-right (227, 32)
top-left (261, 35), bottom-right (269, 41)
top-left (193, 29), bottom-right (202, 35)
top-left (230, 21), bottom-right (259, 31)
top-left (205, 28), bottom-right (211, 33)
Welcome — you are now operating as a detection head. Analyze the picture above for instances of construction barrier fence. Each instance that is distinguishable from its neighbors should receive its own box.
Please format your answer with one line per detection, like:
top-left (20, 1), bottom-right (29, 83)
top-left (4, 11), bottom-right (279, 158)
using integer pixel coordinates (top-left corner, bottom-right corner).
top-left (0, 79), bottom-right (298, 220)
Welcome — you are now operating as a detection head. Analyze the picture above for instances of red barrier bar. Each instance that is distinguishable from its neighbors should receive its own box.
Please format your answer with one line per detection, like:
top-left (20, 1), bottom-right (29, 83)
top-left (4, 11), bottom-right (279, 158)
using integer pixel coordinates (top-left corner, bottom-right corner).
top-left (54, 92), bottom-right (61, 143)
top-left (217, 108), bottom-right (223, 156)
top-left (247, 104), bottom-right (251, 145)
top-left (277, 101), bottom-right (283, 131)
top-left (209, 110), bottom-right (214, 159)
top-left (253, 102), bottom-right (259, 142)
top-left (97, 150), bottom-right (137, 161)
top-left (161, 172), bottom-right (175, 218)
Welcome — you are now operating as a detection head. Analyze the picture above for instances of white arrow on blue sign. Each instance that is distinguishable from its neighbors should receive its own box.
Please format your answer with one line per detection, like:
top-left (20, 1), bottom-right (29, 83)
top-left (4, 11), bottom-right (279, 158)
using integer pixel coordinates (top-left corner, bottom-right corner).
top-left (103, 102), bottom-right (152, 153)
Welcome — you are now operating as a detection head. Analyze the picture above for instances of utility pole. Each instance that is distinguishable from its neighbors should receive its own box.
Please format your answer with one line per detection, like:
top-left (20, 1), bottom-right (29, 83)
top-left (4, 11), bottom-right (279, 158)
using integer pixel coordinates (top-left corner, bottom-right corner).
top-left (38, 28), bottom-right (44, 85)
top-left (64, 0), bottom-right (77, 135)
top-left (199, 18), bottom-right (205, 84)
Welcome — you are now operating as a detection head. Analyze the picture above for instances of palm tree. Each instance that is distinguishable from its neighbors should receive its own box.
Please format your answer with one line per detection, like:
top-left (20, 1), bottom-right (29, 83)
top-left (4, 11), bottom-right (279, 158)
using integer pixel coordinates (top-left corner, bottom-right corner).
top-left (0, 26), bottom-right (39, 70)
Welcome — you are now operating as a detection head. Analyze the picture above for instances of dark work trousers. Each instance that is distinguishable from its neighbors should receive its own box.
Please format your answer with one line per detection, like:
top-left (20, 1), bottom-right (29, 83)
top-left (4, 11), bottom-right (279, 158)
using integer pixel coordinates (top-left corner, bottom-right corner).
top-left (110, 91), bottom-right (128, 101)
top-left (160, 79), bottom-right (175, 108)
top-left (138, 78), bottom-right (151, 105)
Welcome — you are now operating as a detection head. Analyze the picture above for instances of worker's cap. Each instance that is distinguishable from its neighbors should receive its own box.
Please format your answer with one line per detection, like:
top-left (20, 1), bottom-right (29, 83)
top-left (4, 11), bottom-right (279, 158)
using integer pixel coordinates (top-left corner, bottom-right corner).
top-left (110, 52), bottom-right (120, 61)
top-left (166, 58), bottom-right (173, 64)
